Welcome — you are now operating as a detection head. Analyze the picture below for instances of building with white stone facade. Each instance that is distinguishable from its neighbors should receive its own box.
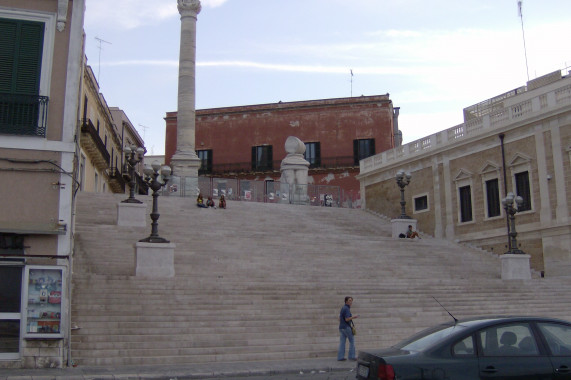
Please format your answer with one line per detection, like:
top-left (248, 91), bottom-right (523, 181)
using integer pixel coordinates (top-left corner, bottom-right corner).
top-left (358, 70), bottom-right (571, 277)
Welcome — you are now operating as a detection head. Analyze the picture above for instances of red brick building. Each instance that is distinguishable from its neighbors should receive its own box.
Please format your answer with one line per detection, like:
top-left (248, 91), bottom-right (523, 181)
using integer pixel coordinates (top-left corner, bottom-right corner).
top-left (165, 95), bottom-right (399, 204)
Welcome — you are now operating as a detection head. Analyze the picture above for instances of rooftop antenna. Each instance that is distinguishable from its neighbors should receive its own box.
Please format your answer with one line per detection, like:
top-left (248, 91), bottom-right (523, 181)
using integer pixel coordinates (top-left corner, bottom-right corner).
top-left (94, 36), bottom-right (112, 84)
top-left (138, 124), bottom-right (149, 142)
top-left (350, 69), bottom-right (354, 97)
top-left (517, 1), bottom-right (530, 82)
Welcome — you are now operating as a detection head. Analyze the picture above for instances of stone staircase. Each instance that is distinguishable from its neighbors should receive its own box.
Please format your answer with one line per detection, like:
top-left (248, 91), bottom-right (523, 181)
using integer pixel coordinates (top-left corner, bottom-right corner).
top-left (70, 192), bottom-right (571, 366)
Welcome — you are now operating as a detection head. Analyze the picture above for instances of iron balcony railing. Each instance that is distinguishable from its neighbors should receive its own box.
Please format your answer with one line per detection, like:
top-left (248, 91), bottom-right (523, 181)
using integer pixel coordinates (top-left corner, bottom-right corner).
top-left (0, 93), bottom-right (49, 137)
top-left (80, 119), bottom-right (110, 166)
top-left (108, 166), bottom-right (127, 192)
top-left (203, 156), bottom-right (358, 175)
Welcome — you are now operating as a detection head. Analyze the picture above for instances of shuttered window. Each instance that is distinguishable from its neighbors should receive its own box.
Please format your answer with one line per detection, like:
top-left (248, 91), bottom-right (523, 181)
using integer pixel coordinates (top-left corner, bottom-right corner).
top-left (0, 18), bottom-right (44, 95)
top-left (0, 18), bottom-right (45, 136)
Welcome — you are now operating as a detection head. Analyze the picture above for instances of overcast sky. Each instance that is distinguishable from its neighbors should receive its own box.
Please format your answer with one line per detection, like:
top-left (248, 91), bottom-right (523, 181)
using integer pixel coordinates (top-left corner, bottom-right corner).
top-left (84, 0), bottom-right (571, 155)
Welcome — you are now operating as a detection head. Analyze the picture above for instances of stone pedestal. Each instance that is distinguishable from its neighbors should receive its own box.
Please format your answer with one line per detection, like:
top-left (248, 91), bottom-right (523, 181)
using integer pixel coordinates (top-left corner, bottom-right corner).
top-left (391, 218), bottom-right (417, 239)
top-left (501, 254), bottom-right (531, 280)
top-left (117, 202), bottom-right (147, 227)
top-left (280, 136), bottom-right (310, 205)
top-left (135, 242), bottom-right (176, 278)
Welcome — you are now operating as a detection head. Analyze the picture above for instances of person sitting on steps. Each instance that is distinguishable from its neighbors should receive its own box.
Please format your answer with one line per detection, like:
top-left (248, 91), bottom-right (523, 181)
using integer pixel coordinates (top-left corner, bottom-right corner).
top-left (405, 225), bottom-right (421, 239)
top-left (196, 193), bottom-right (208, 208)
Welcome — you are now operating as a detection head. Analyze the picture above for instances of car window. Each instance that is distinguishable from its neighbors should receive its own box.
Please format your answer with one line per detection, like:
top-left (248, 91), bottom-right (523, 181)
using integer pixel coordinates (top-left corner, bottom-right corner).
top-left (479, 323), bottom-right (539, 356)
top-left (401, 325), bottom-right (468, 352)
top-left (537, 323), bottom-right (571, 356)
top-left (452, 335), bottom-right (475, 356)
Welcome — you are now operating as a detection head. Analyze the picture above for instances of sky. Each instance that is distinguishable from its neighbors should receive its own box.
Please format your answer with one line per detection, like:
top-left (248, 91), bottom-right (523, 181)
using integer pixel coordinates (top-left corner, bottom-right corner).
top-left (83, 0), bottom-right (571, 156)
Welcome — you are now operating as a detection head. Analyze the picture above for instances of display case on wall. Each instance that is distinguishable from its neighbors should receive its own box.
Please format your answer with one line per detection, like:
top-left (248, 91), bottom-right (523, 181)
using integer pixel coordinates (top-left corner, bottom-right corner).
top-left (23, 266), bottom-right (65, 339)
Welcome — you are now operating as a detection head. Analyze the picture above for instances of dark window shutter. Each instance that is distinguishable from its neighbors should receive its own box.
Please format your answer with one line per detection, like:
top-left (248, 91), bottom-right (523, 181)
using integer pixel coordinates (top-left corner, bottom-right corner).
top-left (0, 18), bottom-right (44, 95)
top-left (0, 20), bottom-right (17, 93)
top-left (15, 21), bottom-right (44, 95)
top-left (515, 171), bottom-right (531, 211)
top-left (353, 140), bottom-right (359, 165)
top-left (315, 142), bottom-right (321, 167)
top-left (268, 145), bottom-right (273, 170)
top-left (370, 139), bottom-right (376, 156)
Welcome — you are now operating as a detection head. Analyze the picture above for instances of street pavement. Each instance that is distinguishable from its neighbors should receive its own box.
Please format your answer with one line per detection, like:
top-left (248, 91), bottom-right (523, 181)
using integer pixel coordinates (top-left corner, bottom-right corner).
top-left (0, 357), bottom-right (357, 380)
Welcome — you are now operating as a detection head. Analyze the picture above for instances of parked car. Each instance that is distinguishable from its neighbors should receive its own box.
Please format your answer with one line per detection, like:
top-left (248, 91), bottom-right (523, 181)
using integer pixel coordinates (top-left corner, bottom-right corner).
top-left (356, 316), bottom-right (571, 380)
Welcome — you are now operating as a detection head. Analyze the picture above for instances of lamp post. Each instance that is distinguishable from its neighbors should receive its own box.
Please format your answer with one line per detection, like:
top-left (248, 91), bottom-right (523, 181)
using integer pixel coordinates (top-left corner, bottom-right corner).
top-left (502, 192), bottom-right (526, 254)
top-left (139, 161), bottom-right (172, 243)
top-left (395, 170), bottom-right (412, 219)
top-left (122, 145), bottom-right (145, 203)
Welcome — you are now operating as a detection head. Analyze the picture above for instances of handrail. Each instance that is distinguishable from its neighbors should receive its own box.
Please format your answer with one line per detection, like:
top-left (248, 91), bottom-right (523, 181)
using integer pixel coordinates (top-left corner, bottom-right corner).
top-left (0, 92), bottom-right (49, 137)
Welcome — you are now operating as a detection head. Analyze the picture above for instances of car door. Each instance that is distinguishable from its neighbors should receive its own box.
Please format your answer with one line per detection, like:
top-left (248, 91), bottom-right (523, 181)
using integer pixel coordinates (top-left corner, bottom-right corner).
top-left (536, 322), bottom-right (571, 379)
top-left (477, 322), bottom-right (553, 380)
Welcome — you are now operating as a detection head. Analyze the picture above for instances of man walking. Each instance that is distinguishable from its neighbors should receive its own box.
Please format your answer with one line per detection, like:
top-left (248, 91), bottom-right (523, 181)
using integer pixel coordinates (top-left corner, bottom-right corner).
top-left (337, 296), bottom-right (359, 361)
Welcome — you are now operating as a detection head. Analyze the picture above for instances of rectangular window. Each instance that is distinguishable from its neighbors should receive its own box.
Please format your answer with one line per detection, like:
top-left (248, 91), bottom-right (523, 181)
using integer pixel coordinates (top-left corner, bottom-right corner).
top-left (414, 195), bottom-right (428, 212)
top-left (515, 171), bottom-right (531, 211)
top-left (485, 179), bottom-right (501, 218)
top-left (353, 139), bottom-right (375, 165)
top-left (459, 185), bottom-right (473, 222)
top-left (197, 149), bottom-right (213, 174)
top-left (251, 145), bottom-right (273, 171)
top-left (0, 18), bottom-right (46, 136)
top-left (304, 142), bottom-right (321, 168)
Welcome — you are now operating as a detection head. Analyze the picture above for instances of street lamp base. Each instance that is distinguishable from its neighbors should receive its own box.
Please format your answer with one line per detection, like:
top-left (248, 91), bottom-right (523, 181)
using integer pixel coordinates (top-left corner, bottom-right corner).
top-left (504, 248), bottom-right (526, 255)
top-left (121, 198), bottom-right (143, 204)
top-left (139, 236), bottom-right (170, 244)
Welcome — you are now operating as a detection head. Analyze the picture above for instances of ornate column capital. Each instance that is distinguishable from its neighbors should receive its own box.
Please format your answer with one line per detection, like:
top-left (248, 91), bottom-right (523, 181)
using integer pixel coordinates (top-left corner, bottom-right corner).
top-left (177, 0), bottom-right (201, 17)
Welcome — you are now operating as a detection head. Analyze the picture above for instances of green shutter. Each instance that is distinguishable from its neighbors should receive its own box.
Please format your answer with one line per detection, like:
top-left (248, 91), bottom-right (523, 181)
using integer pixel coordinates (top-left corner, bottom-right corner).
top-left (0, 18), bottom-right (44, 95)
top-left (0, 19), bottom-right (17, 93)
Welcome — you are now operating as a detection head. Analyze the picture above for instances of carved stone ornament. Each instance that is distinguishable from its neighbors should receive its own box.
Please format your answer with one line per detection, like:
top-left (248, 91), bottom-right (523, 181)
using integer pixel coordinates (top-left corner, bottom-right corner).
top-left (57, 0), bottom-right (69, 32)
top-left (177, 0), bottom-right (202, 15)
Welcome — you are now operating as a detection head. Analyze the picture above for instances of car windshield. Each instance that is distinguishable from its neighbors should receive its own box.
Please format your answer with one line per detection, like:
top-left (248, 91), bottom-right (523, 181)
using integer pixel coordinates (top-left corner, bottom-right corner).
top-left (397, 323), bottom-right (470, 352)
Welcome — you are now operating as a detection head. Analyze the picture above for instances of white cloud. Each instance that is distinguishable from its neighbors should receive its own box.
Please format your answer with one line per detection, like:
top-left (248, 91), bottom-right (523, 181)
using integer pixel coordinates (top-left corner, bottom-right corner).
top-left (85, 0), bottom-right (228, 30)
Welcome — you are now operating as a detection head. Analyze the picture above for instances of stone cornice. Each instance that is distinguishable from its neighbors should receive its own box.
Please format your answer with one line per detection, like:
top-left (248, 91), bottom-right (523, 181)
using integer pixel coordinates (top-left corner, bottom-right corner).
top-left (177, 0), bottom-right (201, 16)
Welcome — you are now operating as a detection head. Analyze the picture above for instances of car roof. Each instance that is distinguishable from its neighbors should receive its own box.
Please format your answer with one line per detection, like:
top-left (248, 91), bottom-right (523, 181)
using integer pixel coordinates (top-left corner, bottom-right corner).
top-left (453, 316), bottom-right (571, 326)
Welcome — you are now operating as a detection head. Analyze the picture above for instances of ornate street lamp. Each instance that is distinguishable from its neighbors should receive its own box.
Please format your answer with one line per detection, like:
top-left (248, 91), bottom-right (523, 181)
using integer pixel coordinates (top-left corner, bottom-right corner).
top-left (395, 169), bottom-right (412, 219)
top-left (122, 145), bottom-right (145, 203)
top-left (139, 161), bottom-right (172, 243)
top-left (502, 192), bottom-right (526, 254)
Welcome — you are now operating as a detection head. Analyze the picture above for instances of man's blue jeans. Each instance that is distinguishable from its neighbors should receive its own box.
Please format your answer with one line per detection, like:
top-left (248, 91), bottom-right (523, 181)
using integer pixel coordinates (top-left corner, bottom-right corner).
top-left (337, 326), bottom-right (355, 360)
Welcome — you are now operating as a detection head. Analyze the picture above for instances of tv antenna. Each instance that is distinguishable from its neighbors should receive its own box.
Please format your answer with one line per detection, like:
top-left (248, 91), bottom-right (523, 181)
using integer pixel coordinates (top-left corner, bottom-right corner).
top-left (517, 1), bottom-right (530, 82)
top-left (350, 69), bottom-right (354, 97)
top-left (138, 124), bottom-right (150, 142)
top-left (94, 36), bottom-right (112, 84)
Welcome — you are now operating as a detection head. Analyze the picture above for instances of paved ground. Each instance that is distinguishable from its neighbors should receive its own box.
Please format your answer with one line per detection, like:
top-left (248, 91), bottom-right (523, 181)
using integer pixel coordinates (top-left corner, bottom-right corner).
top-left (0, 358), bottom-right (357, 379)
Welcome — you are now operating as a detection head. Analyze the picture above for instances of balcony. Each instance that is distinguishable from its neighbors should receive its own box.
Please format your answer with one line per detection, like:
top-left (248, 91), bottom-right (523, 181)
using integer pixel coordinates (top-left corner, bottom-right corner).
top-left (205, 156), bottom-right (358, 176)
top-left (108, 166), bottom-right (126, 193)
top-left (0, 93), bottom-right (49, 137)
top-left (80, 118), bottom-right (110, 171)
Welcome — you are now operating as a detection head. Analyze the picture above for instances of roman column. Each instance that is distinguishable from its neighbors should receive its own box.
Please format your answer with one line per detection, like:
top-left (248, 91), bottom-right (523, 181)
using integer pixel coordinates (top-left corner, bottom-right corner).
top-left (171, 0), bottom-right (201, 177)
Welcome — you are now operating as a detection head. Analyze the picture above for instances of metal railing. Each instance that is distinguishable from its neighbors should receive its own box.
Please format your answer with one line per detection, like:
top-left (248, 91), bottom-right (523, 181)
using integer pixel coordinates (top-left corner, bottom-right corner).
top-left (159, 176), bottom-right (362, 208)
top-left (0, 93), bottom-right (49, 137)
top-left (80, 119), bottom-right (110, 165)
top-left (202, 156), bottom-right (359, 175)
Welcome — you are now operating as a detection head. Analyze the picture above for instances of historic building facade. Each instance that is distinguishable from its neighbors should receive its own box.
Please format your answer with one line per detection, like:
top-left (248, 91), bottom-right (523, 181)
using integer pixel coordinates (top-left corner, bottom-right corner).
top-left (358, 70), bottom-right (571, 276)
top-left (165, 95), bottom-right (400, 205)
top-left (0, 0), bottom-right (85, 368)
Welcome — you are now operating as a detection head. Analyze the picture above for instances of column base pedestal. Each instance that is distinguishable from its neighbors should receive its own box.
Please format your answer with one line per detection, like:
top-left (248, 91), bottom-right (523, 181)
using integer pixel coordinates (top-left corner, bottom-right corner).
top-left (501, 253), bottom-right (531, 280)
top-left (135, 242), bottom-right (176, 278)
top-left (391, 218), bottom-right (417, 239)
top-left (117, 202), bottom-right (147, 227)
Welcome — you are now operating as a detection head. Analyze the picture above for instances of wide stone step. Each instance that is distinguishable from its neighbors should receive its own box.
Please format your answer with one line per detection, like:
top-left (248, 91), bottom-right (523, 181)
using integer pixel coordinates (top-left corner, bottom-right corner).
top-left (69, 192), bottom-right (571, 367)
